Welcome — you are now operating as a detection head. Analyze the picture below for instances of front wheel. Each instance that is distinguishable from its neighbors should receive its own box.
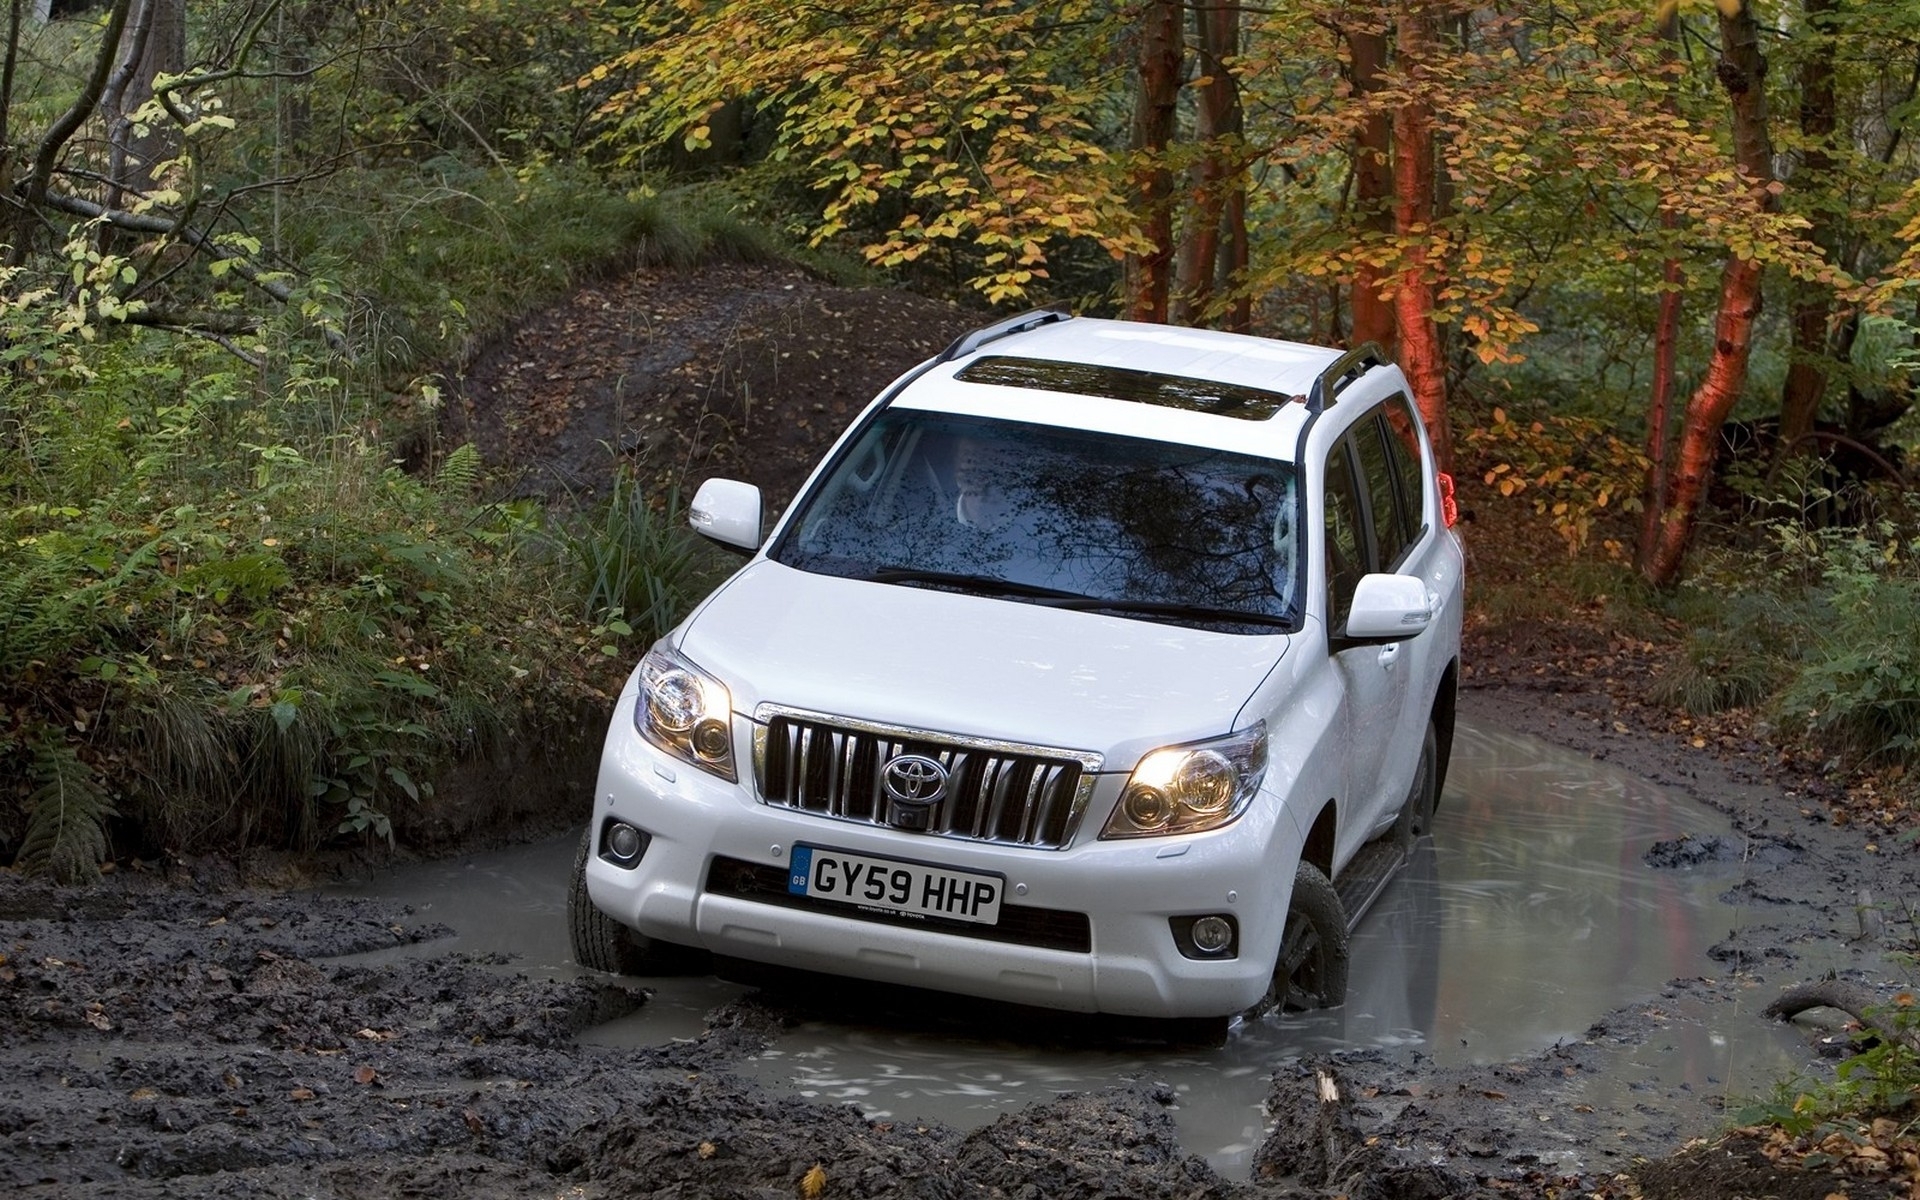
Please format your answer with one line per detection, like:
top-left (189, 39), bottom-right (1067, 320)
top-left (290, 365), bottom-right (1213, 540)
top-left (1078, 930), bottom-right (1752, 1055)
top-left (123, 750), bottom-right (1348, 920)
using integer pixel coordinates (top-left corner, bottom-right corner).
top-left (1394, 721), bottom-right (1440, 848)
top-left (1250, 862), bottom-right (1350, 1017)
top-left (567, 831), bottom-right (693, 975)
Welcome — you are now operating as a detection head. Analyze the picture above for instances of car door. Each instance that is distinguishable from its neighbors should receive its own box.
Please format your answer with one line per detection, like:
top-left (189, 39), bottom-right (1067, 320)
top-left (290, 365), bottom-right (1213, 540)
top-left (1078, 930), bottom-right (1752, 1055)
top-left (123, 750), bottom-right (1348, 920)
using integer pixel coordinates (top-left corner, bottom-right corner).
top-left (1322, 427), bottom-right (1397, 869)
top-left (1363, 394), bottom-right (1457, 816)
top-left (1324, 400), bottom-right (1432, 865)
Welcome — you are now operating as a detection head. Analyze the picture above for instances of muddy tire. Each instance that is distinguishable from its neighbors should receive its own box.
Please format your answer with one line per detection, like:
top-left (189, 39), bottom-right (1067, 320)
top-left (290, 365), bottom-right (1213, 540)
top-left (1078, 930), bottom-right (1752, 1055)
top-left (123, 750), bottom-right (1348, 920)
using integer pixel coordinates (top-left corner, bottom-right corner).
top-left (1394, 721), bottom-right (1440, 848)
top-left (1250, 862), bottom-right (1350, 1016)
top-left (568, 831), bottom-right (683, 975)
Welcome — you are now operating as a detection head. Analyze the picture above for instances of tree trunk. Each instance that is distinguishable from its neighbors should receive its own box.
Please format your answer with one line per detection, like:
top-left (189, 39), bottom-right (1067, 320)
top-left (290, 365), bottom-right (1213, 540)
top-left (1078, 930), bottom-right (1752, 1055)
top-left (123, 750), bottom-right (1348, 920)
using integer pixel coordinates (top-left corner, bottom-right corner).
top-left (1776, 0), bottom-right (1839, 459)
top-left (1390, 0), bottom-right (1451, 471)
top-left (1124, 0), bottom-right (1183, 324)
top-left (3, 1), bottom-right (24, 177)
top-left (104, 0), bottom-right (187, 208)
top-left (1637, 12), bottom-right (1684, 560)
top-left (1638, 1), bottom-right (1775, 586)
top-left (1344, 13), bottom-right (1396, 353)
top-left (11, 0), bottom-right (134, 264)
top-left (1172, 0), bottom-right (1243, 329)
top-left (1638, 244), bottom-right (1686, 563)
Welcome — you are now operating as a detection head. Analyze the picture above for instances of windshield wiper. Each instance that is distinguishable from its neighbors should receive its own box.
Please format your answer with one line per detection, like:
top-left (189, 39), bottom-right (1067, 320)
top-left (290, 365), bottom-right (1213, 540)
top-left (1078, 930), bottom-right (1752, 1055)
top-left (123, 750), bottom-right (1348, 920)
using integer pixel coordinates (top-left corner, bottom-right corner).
top-left (1047, 596), bottom-right (1296, 629)
top-left (864, 569), bottom-right (1292, 628)
top-left (865, 567), bottom-right (1085, 601)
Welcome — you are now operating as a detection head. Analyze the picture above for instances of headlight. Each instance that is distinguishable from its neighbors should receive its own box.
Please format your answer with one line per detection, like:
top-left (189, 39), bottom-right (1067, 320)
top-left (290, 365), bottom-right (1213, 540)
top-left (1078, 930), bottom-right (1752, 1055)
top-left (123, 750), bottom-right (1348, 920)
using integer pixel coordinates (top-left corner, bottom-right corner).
top-left (634, 643), bottom-right (736, 781)
top-left (1102, 724), bottom-right (1267, 838)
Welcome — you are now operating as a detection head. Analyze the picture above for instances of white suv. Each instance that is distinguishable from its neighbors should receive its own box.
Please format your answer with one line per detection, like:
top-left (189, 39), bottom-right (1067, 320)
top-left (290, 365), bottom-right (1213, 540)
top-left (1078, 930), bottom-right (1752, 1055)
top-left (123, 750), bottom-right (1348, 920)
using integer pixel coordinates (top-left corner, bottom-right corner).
top-left (571, 310), bottom-right (1464, 1026)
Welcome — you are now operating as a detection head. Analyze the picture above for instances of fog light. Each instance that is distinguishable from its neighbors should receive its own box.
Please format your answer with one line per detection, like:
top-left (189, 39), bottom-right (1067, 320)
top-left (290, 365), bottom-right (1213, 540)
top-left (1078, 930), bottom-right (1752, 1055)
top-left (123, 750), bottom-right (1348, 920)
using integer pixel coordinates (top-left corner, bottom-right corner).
top-left (1191, 915), bottom-right (1234, 954)
top-left (605, 822), bottom-right (644, 864)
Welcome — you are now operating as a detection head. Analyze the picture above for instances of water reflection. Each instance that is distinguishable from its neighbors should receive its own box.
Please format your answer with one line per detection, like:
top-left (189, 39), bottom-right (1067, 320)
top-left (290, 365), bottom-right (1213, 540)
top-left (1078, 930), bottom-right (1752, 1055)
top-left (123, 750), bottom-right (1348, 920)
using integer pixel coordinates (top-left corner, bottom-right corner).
top-left (726, 723), bottom-right (1812, 1172)
top-left (333, 721), bottom-right (1818, 1175)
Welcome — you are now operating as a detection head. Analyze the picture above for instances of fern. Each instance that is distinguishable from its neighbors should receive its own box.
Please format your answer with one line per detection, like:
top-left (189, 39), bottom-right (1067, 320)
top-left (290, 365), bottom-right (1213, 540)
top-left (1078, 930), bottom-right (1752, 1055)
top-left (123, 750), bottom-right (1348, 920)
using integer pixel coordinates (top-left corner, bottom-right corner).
top-left (435, 442), bottom-right (482, 497)
top-left (18, 739), bottom-right (116, 883)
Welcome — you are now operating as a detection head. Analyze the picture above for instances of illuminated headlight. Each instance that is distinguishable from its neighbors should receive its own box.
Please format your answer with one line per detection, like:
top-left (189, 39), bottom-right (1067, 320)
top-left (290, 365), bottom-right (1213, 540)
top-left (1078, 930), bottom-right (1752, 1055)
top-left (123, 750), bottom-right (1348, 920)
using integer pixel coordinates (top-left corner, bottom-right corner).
top-left (1103, 724), bottom-right (1267, 838)
top-left (634, 643), bottom-right (736, 781)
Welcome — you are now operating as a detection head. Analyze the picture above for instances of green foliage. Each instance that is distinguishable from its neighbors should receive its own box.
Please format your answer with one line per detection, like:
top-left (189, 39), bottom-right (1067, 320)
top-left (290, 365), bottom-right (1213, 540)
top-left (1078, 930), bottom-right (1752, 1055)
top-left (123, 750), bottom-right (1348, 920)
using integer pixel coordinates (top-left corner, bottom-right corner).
top-left (1664, 524), bottom-right (1920, 768)
top-left (1648, 597), bottom-right (1784, 715)
top-left (0, 315), bottom-right (632, 865)
top-left (557, 473), bottom-right (719, 654)
top-left (1773, 528), bottom-right (1920, 763)
top-left (17, 740), bottom-right (117, 885)
top-left (1732, 997), bottom-right (1920, 1137)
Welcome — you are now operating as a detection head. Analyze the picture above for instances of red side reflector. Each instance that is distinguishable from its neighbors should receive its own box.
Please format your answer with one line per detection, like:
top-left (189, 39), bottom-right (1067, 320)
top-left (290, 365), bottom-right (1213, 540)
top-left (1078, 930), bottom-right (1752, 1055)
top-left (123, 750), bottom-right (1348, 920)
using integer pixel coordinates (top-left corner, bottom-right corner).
top-left (1438, 472), bottom-right (1459, 527)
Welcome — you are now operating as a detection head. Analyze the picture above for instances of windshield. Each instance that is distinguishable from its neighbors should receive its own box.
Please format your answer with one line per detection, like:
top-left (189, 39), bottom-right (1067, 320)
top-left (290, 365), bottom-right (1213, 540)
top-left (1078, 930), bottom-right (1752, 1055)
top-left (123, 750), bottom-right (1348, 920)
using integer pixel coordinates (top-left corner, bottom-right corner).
top-left (771, 411), bottom-right (1301, 631)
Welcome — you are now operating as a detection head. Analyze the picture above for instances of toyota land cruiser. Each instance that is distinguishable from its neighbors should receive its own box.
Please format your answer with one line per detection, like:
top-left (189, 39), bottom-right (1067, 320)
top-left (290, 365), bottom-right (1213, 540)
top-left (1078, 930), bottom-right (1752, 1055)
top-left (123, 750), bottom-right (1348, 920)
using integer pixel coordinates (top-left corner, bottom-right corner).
top-left (569, 309), bottom-right (1464, 1026)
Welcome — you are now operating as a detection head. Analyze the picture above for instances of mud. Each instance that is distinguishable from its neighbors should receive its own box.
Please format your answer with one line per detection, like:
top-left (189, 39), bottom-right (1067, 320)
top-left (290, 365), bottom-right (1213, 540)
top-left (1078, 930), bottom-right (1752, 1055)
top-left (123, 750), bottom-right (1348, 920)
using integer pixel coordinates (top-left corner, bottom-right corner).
top-left (6, 688), bottom-right (1916, 1198)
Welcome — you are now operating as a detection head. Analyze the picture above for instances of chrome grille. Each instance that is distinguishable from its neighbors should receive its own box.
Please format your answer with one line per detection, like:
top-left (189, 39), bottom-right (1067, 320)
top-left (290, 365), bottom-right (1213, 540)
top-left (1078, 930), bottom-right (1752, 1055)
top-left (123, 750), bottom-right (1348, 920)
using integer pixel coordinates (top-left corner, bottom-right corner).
top-left (752, 706), bottom-right (1101, 849)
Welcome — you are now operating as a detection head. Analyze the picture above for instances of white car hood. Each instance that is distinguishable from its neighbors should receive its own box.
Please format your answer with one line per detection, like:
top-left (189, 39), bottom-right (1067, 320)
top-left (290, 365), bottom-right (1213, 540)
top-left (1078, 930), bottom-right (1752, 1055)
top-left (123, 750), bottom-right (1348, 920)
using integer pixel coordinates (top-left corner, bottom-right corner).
top-left (675, 561), bottom-right (1290, 769)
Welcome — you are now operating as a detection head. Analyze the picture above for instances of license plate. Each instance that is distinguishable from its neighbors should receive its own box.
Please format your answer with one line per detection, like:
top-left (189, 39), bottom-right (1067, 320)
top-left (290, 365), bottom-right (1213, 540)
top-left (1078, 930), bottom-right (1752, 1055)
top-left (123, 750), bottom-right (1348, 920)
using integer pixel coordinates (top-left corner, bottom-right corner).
top-left (788, 846), bottom-right (1004, 925)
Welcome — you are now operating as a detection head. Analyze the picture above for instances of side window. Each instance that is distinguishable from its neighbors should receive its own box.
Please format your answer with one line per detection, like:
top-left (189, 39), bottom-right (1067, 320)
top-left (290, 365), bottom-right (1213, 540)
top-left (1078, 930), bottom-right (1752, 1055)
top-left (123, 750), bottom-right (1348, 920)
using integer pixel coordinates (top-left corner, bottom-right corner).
top-left (1380, 396), bottom-right (1429, 541)
top-left (1352, 413), bottom-right (1412, 570)
top-left (1323, 442), bottom-right (1366, 630)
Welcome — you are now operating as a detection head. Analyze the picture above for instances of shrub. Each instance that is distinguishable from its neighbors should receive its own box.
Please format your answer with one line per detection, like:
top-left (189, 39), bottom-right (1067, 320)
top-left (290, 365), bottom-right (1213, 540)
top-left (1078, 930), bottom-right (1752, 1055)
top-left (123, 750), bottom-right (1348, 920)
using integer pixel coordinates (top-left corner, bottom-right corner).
top-left (0, 324), bottom-right (627, 871)
top-left (1774, 528), bottom-right (1920, 763)
top-left (1460, 406), bottom-right (1649, 558)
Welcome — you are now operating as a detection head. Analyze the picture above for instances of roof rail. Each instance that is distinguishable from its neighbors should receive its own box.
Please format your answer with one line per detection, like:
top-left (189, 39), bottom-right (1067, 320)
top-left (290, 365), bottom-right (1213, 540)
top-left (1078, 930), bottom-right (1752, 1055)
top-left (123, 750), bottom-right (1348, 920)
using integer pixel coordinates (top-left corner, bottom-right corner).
top-left (1304, 342), bottom-right (1388, 413)
top-left (936, 306), bottom-right (1073, 364)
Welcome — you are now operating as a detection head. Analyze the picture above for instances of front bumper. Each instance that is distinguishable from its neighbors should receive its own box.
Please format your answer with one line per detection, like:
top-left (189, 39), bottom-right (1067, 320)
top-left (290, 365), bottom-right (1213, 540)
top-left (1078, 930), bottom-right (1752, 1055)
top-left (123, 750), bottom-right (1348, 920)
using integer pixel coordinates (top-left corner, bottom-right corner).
top-left (582, 692), bottom-right (1308, 1020)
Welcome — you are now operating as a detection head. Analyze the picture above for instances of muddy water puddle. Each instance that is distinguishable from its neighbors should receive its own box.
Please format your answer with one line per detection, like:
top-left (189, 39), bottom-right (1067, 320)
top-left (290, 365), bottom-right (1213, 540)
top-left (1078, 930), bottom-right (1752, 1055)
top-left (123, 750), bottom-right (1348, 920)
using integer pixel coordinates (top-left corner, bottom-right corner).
top-left (335, 722), bottom-right (1821, 1173)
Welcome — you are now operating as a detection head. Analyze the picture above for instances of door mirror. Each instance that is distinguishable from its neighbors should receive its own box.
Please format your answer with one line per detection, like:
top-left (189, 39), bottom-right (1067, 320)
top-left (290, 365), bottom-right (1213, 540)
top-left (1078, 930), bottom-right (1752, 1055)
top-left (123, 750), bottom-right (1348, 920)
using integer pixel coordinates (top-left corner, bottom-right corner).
top-left (689, 478), bottom-right (763, 552)
top-left (1342, 573), bottom-right (1433, 642)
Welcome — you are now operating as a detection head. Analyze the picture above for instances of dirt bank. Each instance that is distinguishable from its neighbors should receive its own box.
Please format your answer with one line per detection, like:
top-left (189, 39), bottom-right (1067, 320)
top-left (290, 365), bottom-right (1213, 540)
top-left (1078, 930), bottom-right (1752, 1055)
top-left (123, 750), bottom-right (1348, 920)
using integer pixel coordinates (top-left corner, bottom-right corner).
top-left (5, 263), bottom-right (1916, 1198)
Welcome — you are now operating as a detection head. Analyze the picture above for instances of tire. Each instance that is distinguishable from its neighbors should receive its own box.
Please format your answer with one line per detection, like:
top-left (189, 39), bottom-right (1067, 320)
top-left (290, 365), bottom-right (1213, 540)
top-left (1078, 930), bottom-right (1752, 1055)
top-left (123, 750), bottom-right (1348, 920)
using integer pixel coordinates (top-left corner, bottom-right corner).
top-left (1250, 861), bottom-right (1350, 1017)
top-left (1394, 721), bottom-right (1440, 848)
top-left (567, 830), bottom-right (689, 975)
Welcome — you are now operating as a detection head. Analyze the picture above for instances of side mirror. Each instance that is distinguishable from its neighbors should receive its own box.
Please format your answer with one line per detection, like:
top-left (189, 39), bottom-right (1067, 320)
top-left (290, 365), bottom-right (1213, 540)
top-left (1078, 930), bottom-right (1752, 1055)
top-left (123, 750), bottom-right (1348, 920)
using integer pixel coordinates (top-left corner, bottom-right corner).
top-left (1343, 573), bottom-right (1434, 642)
top-left (689, 478), bottom-right (763, 553)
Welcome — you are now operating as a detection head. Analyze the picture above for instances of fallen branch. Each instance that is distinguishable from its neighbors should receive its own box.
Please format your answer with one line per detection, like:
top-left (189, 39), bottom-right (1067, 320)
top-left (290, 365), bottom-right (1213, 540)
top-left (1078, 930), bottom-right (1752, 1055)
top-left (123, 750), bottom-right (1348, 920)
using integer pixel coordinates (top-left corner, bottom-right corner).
top-left (1763, 981), bottom-right (1920, 1053)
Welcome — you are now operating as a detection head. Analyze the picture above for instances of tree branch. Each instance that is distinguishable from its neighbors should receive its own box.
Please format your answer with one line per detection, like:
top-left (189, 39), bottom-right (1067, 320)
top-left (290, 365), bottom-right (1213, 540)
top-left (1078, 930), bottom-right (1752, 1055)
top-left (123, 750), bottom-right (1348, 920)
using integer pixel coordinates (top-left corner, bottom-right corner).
top-left (13, 0), bottom-right (135, 265)
top-left (29, 187), bottom-right (349, 353)
top-left (1763, 981), bottom-right (1920, 1053)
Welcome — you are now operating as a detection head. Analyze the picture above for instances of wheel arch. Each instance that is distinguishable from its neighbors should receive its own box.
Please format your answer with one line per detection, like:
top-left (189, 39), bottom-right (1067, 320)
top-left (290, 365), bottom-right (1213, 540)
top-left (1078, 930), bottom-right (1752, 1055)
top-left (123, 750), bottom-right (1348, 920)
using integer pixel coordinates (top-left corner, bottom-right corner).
top-left (1302, 801), bottom-right (1337, 878)
top-left (1430, 659), bottom-right (1458, 805)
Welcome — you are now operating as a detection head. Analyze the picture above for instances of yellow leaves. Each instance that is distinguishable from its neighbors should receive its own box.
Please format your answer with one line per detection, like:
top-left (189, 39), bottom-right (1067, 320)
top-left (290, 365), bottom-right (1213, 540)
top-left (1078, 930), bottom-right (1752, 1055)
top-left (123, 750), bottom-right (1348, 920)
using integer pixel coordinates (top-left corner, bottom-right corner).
top-left (582, 0), bottom-right (1122, 305)
top-left (1464, 412), bottom-right (1650, 556)
top-left (800, 1163), bottom-right (828, 1198)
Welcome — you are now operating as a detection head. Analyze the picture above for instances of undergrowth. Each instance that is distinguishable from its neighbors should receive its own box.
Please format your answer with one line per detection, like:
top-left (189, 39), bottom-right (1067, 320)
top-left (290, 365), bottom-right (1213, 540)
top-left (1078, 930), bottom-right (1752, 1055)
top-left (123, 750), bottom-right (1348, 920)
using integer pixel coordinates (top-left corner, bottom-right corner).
top-left (1670, 519), bottom-right (1920, 782)
top-left (0, 295), bottom-right (710, 880)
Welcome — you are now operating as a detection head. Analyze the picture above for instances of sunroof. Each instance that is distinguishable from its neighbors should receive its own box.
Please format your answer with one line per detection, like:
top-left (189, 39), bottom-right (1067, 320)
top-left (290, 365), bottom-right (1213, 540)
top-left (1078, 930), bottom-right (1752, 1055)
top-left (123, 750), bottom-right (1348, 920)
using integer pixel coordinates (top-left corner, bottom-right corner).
top-left (955, 356), bottom-right (1294, 421)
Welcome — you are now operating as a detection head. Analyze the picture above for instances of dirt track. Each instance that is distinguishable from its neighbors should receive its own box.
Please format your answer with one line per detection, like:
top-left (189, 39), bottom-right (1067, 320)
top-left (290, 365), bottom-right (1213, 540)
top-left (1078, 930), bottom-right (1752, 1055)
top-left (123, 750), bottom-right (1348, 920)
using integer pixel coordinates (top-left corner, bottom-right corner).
top-left (5, 263), bottom-right (1917, 1198)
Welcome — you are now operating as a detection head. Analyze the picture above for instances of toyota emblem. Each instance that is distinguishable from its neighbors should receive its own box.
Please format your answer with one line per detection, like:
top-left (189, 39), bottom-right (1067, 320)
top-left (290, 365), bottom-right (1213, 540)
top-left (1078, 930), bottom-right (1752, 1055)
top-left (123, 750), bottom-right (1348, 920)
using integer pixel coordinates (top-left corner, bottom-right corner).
top-left (881, 754), bottom-right (948, 805)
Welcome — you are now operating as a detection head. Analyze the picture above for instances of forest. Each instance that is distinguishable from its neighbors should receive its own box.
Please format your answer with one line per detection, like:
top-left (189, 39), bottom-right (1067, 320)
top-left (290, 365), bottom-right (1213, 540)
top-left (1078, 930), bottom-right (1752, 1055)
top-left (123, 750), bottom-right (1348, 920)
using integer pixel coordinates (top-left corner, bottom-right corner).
top-left (0, 0), bottom-right (1916, 882)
